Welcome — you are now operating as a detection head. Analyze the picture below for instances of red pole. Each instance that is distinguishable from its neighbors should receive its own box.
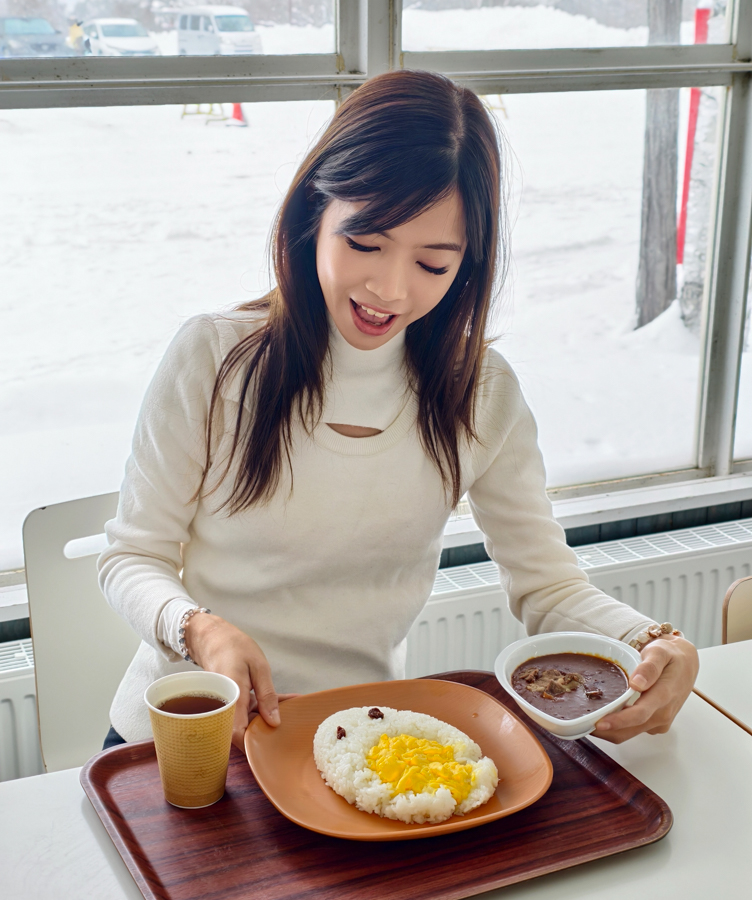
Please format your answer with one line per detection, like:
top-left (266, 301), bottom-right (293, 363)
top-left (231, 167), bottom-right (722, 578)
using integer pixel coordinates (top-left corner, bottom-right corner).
top-left (677, 6), bottom-right (711, 265)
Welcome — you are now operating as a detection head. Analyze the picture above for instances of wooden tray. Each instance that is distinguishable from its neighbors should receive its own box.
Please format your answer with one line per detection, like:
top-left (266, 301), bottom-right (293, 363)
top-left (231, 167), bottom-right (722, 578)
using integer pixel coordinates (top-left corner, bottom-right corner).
top-left (80, 671), bottom-right (672, 900)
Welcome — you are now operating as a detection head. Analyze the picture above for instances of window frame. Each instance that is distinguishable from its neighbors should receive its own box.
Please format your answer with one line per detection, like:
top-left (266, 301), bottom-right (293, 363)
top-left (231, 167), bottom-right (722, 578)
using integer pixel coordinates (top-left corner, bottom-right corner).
top-left (0, 0), bottom-right (750, 560)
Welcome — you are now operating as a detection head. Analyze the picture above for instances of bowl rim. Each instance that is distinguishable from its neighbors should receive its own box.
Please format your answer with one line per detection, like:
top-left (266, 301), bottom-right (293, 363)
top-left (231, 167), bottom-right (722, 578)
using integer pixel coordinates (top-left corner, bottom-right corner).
top-left (494, 632), bottom-right (641, 729)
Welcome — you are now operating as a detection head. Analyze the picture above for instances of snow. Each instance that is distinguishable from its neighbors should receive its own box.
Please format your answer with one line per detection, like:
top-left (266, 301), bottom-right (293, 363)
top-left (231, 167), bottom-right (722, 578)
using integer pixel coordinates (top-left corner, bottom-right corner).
top-left (0, 7), bottom-right (749, 570)
top-left (404, 5), bottom-right (646, 50)
top-left (402, 6), bottom-right (707, 50)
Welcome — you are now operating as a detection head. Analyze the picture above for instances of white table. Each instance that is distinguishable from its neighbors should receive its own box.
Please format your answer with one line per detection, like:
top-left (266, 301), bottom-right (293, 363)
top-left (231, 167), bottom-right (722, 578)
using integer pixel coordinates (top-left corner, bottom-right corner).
top-left (695, 639), bottom-right (752, 735)
top-left (2, 691), bottom-right (751, 900)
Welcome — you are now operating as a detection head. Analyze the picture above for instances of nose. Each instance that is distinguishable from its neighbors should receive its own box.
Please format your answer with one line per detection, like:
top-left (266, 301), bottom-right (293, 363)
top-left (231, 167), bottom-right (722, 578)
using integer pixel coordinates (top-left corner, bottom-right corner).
top-left (365, 262), bottom-right (409, 305)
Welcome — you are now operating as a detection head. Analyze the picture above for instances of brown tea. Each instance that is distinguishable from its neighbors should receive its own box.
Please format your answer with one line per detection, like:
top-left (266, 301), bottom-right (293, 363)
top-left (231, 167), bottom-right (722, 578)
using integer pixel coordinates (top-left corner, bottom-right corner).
top-left (157, 693), bottom-right (227, 715)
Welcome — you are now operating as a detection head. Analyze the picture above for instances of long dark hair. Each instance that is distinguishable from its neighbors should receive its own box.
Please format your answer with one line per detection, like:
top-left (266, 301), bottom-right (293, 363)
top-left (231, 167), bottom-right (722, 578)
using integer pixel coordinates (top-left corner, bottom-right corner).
top-left (199, 69), bottom-right (507, 512)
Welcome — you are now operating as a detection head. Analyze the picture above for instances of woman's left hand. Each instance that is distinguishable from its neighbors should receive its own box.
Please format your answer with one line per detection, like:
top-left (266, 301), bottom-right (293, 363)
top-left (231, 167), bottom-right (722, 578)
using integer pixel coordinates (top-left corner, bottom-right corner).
top-left (592, 635), bottom-right (699, 743)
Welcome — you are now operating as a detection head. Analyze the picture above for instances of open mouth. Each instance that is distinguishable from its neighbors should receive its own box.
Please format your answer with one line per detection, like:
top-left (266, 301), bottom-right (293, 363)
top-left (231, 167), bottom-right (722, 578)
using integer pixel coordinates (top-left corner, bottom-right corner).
top-left (350, 299), bottom-right (397, 336)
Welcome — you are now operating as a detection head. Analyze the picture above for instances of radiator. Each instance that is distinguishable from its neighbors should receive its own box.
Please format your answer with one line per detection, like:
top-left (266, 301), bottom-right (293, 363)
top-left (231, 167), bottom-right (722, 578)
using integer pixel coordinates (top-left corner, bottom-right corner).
top-left (405, 518), bottom-right (752, 677)
top-left (2, 519), bottom-right (752, 781)
top-left (0, 639), bottom-right (43, 781)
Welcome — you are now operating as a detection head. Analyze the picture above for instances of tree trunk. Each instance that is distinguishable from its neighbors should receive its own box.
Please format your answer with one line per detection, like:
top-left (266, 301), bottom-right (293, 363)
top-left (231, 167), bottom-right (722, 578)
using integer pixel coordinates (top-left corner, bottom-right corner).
top-left (635, 0), bottom-right (682, 329)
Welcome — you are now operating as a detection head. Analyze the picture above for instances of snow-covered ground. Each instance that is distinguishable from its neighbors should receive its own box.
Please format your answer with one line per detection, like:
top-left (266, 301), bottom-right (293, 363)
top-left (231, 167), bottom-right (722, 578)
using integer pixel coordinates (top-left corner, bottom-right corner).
top-left (403, 5), bottom-right (702, 50)
top-left (0, 7), bottom-right (749, 570)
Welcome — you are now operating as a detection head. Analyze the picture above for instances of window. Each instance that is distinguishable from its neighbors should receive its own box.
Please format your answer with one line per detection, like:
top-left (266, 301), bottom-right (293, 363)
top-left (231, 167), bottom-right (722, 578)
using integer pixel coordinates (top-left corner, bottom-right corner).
top-left (1, 0), bottom-right (751, 576)
top-left (100, 24), bottom-right (149, 39)
top-left (0, 100), bottom-right (333, 571)
top-left (0, 1), bottom-right (334, 57)
top-left (489, 86), bottom-right (720, 486)
top-left (401, 0), bottom-right (731, 51)
top-left (733, 245), bottom-right (752, 461)
top-left (215, 17), bottom-right (254, 34)
top-left (3, 18), bottom-right (56, 36)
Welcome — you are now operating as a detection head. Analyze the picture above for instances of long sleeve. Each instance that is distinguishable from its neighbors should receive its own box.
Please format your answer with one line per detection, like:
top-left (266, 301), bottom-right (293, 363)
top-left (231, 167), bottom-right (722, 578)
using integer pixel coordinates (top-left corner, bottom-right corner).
top-left (97, 315), bottom-right (223, 660)
top-left (467, 351), bottom-right (656, 641)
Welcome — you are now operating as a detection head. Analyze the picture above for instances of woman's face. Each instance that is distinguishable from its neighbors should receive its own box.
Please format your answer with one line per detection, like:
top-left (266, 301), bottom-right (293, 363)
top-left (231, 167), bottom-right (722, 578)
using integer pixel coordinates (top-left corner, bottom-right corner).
top-left (315, 192), bottom-right (467, 350)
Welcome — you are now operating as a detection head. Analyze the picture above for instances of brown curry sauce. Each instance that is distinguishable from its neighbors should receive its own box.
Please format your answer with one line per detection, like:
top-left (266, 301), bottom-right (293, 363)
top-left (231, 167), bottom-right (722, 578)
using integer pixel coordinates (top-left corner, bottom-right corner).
top-left (511, 652), bottom-right (629, 720)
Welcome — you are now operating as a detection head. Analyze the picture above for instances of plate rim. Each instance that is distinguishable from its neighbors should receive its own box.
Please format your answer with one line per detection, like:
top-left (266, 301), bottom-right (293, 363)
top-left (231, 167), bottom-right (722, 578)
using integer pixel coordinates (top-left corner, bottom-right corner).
top-left (244, 677), bottom-right (554, 841)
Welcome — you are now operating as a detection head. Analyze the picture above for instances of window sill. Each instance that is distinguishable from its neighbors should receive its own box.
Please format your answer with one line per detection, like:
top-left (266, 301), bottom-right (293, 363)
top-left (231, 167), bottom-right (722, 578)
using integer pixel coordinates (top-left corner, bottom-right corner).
top-left (0, 584), bottom-right (28, 624)
top-left (442, 470), bottom-right (752, 549)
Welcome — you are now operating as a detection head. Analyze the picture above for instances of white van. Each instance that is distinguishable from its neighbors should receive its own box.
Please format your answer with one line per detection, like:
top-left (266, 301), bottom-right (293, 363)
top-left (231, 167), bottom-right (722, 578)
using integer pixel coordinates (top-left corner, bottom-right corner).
top-left (82, 19), bottom-right (160, 56)
top-left (177, 6), bottom-right (262, 56)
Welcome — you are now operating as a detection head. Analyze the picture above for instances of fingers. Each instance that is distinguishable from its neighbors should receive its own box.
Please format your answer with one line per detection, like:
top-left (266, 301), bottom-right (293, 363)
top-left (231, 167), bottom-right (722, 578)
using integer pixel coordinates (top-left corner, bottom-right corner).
top-left (628, 641), bottom-right (672, 692)
top-left (232, 700), bottom-right (250, 750)
top-left (593, 638), bottom-right (699, 743)
top-left (247, 692), bottom-right (299, 717)
top-left (593, 700), bottom-right (663, 742)
top-left (248, 653), bottom-right (280, 727)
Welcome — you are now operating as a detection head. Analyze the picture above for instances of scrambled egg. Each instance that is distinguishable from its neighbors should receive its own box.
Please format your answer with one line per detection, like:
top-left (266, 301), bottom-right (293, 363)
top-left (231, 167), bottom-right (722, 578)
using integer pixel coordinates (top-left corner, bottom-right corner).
top-left (366, 733), bottom-right (475, 803)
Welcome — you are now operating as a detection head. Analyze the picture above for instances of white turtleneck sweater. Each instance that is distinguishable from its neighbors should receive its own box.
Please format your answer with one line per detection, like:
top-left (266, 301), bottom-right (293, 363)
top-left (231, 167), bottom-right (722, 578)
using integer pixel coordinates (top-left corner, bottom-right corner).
top-left (99, 310), bottom-right (655, 741)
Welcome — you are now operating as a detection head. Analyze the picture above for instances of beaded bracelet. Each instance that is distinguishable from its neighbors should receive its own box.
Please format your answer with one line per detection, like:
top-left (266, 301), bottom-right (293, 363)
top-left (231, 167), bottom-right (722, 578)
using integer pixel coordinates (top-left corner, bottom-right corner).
top-left (629, 622), bottom-right (683, 653)
top-left (178, 607), bottom-right (211, 664)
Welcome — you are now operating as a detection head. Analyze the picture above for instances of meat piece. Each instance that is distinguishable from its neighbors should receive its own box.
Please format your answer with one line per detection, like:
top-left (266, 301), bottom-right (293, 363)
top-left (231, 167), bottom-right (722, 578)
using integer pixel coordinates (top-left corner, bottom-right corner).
top-left (585, 689), bottom-right (603, 700)
top-left (521, 668), bottom-right (539, 684)
top-left (527, 667), bottom-right (584, 697)
top-left (540, 669), bottom-right (562, 682)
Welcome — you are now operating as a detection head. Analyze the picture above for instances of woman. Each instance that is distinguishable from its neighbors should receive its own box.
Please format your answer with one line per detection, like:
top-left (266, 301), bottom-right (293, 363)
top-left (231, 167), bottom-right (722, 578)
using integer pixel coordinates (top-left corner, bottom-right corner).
top-left (98, 69), bottom-right (698, 751)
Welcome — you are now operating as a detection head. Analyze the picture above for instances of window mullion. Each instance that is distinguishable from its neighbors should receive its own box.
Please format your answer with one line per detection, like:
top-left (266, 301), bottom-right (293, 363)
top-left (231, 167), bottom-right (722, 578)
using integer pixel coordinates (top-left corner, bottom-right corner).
top-left (403, 45), bottom-right (745, 94)
top-left (0, 54), bottom-right (357, 109)
top-left (336, 0), bottom-right (401, 104)
top-left (336, 0), bottom-right (366, 76)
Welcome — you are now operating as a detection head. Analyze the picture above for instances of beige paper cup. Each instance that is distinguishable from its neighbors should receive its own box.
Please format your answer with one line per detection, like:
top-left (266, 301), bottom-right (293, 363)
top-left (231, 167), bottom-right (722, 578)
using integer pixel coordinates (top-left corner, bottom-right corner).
top-left (145, 671), bottom-right (240, 809)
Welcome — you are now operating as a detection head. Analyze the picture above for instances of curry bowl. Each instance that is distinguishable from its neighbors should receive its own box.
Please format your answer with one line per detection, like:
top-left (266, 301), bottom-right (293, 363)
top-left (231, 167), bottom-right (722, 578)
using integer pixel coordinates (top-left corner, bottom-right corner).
top-left (494, 633), bottom-right (642, 741)
top-left (244, 678), bottom-right (553, 840)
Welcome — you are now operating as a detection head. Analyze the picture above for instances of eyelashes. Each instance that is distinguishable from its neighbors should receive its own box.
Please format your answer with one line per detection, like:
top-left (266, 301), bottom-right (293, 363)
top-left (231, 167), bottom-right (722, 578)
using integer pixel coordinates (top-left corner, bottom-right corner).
top-left (344, 237), bottom-right (450, 276)
top-left (420, 263), bottom-right (451, 276)
top-left (345, 237), bottom-right (378, 254)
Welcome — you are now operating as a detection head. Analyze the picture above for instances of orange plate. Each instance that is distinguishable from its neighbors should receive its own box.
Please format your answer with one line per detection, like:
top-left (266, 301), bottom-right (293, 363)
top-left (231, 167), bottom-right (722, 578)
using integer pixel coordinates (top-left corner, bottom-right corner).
top-left (244, 678), bottom-right (553, 841)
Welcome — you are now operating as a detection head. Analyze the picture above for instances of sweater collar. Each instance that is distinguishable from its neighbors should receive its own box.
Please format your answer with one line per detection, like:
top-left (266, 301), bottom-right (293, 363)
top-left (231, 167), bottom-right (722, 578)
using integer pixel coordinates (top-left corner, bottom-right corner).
top-left (327, 314), bottom-right (406, 378)
top-left (322, 315), bottom-right (409, 431)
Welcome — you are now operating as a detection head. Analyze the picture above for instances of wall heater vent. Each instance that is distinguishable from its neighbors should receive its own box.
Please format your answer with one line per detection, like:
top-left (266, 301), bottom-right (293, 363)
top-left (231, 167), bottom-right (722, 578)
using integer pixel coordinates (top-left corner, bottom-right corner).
top-left (572, 519), bottom-right (752, 569)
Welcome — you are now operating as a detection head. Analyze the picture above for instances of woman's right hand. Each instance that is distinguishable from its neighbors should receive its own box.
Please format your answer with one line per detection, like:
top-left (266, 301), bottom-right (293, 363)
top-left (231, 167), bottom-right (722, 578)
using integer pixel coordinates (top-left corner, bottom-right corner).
top-left (183, 612), bottom-right (288, 748)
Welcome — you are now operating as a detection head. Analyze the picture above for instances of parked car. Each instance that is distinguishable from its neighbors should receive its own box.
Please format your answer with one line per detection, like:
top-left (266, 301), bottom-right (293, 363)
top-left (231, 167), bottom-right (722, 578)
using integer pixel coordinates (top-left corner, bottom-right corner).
top-left (177, 6), bottom-right (262, 56)
top-left (0, 17), bottom-right (76, 57)
top-left (82, 18), bottom-right (160, 56)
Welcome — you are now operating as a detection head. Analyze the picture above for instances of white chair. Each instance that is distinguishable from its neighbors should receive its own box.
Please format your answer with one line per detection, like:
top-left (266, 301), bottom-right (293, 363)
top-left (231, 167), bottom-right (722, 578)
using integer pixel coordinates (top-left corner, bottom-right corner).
top-left (23, 492), bottom-right (140, 772)
top-left (722, 576), bottom-right (752, 644)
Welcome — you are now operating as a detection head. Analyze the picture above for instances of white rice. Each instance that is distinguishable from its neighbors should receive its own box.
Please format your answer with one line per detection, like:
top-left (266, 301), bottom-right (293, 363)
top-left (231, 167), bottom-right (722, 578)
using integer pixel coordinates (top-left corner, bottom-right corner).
top-left (313, 706), bottom-right (499, 825)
